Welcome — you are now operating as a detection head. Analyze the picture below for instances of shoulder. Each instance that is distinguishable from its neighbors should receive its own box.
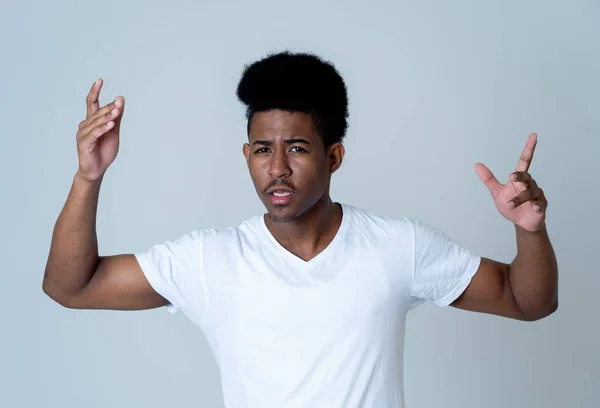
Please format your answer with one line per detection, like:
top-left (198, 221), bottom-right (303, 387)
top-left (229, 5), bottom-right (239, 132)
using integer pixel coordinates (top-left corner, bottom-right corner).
top-left (177, 214), bottom-right (263, 248)
top-left (341, 203), bottom-right (416, 240)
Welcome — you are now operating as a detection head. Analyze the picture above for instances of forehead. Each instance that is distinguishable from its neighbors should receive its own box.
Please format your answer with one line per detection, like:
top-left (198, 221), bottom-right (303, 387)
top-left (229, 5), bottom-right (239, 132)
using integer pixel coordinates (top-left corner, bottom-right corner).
top-left (248, 110), bottom-right (317, 141)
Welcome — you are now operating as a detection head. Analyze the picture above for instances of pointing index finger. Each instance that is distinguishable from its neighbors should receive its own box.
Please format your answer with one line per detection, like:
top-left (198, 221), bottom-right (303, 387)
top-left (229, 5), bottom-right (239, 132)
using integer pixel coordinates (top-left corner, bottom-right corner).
top-left (86, 78), bottom-right (103, 118)
top-left (515, 133), bottom-right (538, 172)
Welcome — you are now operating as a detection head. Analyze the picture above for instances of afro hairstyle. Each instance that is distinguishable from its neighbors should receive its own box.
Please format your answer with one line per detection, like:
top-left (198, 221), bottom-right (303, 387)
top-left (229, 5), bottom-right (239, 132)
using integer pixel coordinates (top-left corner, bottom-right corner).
top-left (236, 51), bottom-right (349, 148)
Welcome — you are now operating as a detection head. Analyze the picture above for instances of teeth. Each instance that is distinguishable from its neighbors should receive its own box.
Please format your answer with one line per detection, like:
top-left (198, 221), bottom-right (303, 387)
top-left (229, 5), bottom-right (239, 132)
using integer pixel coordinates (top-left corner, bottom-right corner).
top-left (273, 192), bottom-right (291, 197)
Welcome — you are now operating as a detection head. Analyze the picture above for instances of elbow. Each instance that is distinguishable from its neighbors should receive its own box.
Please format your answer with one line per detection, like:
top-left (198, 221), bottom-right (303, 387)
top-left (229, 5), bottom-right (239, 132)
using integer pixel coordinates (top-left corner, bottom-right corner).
top-left (42, 280), bottom-right (64, 306)
top-left (42, 276), bottom-right (75, 309)
top-left (546, 298), bottom-right (559, 317)
top-left (520, 298), bottom-right (558, 322)
top-left (42, 275), bottom-right (55, 300)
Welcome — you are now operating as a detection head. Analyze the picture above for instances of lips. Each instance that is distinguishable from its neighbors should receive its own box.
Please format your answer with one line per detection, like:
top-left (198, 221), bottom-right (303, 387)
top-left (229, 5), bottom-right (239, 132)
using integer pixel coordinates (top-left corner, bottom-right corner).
top-left (267, 189), bottom-right (294, 205)
top-left (272, 191), bottom-right (292, 197)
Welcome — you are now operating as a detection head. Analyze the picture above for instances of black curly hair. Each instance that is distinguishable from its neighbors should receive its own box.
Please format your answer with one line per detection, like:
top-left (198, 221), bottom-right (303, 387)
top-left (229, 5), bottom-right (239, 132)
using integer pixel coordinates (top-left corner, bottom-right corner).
top-left (236, 51), bottom-right (349, 148)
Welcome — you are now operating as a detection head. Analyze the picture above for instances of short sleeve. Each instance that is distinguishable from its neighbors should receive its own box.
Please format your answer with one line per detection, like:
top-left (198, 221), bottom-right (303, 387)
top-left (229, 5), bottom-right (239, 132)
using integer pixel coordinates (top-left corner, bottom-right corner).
top-left (134, 230), bottom-right (205, 315)
top-left (410, 219), bottom-right (481, 308)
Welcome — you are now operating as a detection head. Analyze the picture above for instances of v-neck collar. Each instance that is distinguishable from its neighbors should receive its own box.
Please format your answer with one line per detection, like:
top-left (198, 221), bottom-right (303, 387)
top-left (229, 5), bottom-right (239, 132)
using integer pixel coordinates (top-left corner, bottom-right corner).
top-left (259, 203), bottom-right (350, 267)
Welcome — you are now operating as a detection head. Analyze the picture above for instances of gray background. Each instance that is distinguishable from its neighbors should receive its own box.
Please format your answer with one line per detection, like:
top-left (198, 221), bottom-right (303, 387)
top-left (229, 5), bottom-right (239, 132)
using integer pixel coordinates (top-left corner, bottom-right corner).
top-left (2, 1), bottom-right (598, 407)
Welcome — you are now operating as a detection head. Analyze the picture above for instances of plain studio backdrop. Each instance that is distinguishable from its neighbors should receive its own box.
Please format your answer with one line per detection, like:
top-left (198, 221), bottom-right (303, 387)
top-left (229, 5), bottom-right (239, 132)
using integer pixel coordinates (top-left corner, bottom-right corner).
top-left (1, 1), bottom-right (598, 407)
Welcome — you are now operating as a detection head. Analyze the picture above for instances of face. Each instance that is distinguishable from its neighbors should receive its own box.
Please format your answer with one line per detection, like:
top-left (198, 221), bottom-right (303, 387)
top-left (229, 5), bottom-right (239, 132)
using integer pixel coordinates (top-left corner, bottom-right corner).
top-left (243, 110), bottom-right (344, 222)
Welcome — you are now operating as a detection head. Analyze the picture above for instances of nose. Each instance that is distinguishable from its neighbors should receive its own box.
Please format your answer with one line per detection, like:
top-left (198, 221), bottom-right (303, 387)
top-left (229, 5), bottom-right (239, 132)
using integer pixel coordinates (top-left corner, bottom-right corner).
top-left (268, 149), bottom-right (291, 178)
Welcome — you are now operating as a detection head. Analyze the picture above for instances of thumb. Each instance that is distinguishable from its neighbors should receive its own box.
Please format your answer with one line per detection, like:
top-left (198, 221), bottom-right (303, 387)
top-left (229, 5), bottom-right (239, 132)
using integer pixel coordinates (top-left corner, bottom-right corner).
top-left (474, 162), bottom-right (503, 198)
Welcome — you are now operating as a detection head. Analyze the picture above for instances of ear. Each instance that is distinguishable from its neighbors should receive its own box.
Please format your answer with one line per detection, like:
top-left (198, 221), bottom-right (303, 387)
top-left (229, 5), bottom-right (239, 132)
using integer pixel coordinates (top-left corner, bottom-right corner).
top-left (243, 143), bottom-right (250, 167)
top-left (327, 142), bottom-right (345, 174)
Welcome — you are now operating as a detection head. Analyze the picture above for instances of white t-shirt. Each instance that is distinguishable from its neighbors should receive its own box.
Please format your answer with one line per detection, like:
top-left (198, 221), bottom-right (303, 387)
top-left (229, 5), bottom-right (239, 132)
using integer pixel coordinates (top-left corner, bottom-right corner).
top-left (135, 203), bottom-right (481, 408)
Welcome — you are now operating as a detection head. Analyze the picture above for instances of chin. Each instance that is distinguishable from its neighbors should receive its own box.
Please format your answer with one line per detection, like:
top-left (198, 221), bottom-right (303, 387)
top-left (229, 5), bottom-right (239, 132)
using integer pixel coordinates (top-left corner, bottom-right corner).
top-left (261, 196), bottom-right (303, 222)
top-left (266, 205), bottom-right (300, 223)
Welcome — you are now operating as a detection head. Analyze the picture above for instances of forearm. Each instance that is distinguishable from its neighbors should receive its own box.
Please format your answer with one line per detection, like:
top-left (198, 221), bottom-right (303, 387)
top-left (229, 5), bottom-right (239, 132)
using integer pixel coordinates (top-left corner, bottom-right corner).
top-left (509, 223), bottom-right (558, 319)
top-left (43, 172), bottom-right (103, 300)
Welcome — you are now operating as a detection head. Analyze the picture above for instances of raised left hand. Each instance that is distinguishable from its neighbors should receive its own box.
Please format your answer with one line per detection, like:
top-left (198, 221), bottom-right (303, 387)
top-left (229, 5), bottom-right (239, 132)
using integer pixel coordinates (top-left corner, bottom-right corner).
top-left (474, 133), bottom-right (547, 232)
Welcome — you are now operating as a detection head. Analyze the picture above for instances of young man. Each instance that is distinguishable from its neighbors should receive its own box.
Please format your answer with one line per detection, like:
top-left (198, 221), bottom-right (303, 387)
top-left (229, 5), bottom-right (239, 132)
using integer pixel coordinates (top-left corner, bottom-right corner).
top-left (43, 51), bottom-right (558, 407)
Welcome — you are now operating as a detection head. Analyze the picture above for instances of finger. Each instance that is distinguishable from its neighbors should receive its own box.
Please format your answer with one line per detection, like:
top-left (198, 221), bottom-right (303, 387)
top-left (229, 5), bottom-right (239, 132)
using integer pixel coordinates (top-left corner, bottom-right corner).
top-left (82, 105), bottom-right (122, 132)
top-left (77, 105), bottom-right (120, 139)
top-left (79, 100), bottom-right (120, 130)
top-left (515, 132), bottom-right (537, 172)
top-left (79, 121), bottom-right (115, 146)
top-left (475, 162), bottom-right (503, 197)
top-left (88, 99), bottom-right (119, 122)
top-left (113, 96), bottom-right (125, 133)
top-left (509, 186), bottom-right (544, 209)
top-left (532, 197), bottom-right (548, 213)
top-left (509, 171), bottom-right (532, 183)
top-left (77, 111), bottom-right (120, 141)
top-left (508, 171), bottom-right (538, 194)
top-left (86, 78), bottom-right (103, 118)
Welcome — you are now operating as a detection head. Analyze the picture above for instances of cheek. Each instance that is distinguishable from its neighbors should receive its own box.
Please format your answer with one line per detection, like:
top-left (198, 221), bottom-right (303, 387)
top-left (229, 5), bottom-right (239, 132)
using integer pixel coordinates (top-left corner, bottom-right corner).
top-left (248, 161), bottom-right (267, 184)
top-left (249, 157), bottom-right (268, 171)
top-left (293, 158), bottom-right (328, 186)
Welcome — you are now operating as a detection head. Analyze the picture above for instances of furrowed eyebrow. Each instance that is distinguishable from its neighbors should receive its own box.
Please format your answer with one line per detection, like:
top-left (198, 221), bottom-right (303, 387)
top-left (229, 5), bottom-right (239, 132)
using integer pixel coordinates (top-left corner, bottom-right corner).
top-left (252, 139), bottom-right (311, 146)
top-left (285, 138), bottom-right (310, 145)
top-left (252, 140), bottom-right (272, 146)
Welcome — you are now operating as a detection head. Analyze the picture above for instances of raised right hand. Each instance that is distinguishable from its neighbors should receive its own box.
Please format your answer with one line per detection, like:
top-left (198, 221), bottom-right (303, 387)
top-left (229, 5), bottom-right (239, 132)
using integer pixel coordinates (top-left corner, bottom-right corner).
top-left (76, 78), bottom-right (125, 182)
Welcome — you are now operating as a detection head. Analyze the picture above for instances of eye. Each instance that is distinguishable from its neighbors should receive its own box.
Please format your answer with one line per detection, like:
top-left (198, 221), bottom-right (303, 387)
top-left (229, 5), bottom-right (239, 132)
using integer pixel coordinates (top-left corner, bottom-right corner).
top-left (254, 147), bottom-right (269, 154)
top-left (290, 146), bottom-right (307, 153)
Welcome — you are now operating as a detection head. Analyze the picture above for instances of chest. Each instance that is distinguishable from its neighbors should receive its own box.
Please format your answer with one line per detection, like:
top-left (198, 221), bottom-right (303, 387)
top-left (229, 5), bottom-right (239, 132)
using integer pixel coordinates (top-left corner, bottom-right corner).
top-left (206, 246), bottom-right (412, 339)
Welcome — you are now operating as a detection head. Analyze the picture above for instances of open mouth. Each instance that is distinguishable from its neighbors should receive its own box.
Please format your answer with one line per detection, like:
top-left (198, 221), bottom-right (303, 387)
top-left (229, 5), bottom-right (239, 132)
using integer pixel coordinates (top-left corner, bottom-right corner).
top-left (269, 190), bottom-right (294, 205)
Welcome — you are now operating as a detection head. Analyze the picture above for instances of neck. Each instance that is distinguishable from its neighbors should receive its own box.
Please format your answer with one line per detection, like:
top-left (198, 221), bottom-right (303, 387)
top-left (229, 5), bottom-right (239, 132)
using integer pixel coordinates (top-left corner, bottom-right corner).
top-left (264, 197), bottom-right (343, 261)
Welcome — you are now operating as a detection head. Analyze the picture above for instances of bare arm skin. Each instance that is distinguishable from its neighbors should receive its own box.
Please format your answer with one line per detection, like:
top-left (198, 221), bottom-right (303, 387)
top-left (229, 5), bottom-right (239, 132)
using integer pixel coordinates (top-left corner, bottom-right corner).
top-left (451, 224), bottom-right (558, 321)
top-left (451, 133), bottom-right (558, 321)
top-left (42, 79), bottom-right (167, 310)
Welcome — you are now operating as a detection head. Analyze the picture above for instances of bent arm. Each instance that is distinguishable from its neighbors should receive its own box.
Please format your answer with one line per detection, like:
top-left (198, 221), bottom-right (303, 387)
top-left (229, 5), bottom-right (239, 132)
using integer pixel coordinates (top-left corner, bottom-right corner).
top-left (508, 223), bottom-right (558, 318)
top-left (451, 224), bottom-right (558, 321)
top-left (43, 173), bottom-right (102, 299)
top-left (42, 173), bottom-right (167, 310)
